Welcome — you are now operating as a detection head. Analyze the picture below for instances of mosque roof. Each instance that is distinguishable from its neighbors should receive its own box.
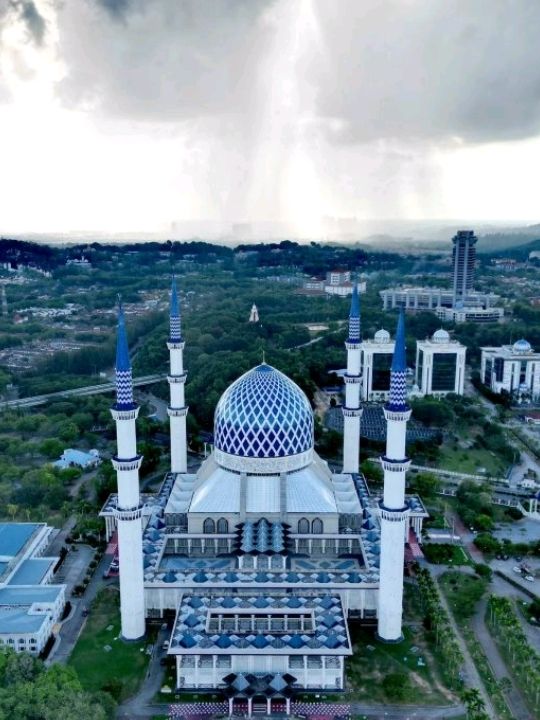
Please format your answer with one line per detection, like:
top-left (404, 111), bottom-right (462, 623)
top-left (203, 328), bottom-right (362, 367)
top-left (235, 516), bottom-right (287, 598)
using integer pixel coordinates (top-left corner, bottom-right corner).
top-left (169, 593), bottom-right (352, 655)
top-left (213, 365), bottom-right (313, 471)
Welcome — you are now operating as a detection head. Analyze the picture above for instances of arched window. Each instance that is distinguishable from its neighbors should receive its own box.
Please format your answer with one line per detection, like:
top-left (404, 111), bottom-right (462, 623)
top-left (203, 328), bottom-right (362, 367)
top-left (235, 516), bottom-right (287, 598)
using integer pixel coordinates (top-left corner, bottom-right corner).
top-left (217, 518), bottom-right (229, 534)
top-left (203, 518), bottom-right (215, 534)
top-left (298, 518), bottom-right (310, 534)
top-left (311, 518), bottom-right (323, 534)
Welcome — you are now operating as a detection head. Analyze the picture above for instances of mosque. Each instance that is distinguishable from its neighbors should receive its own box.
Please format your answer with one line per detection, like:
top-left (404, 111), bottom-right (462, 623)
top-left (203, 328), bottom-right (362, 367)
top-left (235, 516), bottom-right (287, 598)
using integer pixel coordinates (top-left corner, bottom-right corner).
top-left (100, 282), bottom-right (428, 713)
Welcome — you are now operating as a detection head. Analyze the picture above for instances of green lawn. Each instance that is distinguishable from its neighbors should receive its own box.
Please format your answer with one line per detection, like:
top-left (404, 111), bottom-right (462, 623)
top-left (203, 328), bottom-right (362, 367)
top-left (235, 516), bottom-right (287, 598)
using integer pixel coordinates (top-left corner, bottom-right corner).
top-left (438, 571), bottom-right (488, 620)
top-left (436, 445), bottom-right (507, 477)
top-left (69, 587), bottom-right (151, 702)
top-left (346, 620), bottom-right (454, 706)
top-left (422, 543), bottom-right (470, 566)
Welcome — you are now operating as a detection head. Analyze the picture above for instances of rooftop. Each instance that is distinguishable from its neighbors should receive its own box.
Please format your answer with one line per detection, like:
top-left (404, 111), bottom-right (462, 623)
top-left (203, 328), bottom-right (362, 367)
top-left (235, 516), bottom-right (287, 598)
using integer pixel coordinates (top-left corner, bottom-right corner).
top-left (0, 523), bottom-right (42, 559)
top-left (169, 593), bottom-right (352, 655)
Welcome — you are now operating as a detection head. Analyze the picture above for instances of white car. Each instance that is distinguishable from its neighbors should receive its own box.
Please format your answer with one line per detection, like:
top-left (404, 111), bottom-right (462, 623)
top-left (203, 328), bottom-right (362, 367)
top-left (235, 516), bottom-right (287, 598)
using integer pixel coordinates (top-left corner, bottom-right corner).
top-left (513, 566), bottom-right (522, 574)
top-left (525, 575), bottom-right (535, 583)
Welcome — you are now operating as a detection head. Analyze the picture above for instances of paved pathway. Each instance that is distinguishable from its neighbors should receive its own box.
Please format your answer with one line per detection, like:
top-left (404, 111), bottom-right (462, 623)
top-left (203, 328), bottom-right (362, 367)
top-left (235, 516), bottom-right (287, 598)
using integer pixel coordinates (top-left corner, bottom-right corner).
top-left (435, 580), bottom-right (496, 718)
top-left (49, 550), bottom-right (115, 664)
top-left (472, 598), bottom-right (532, 719)
top-left (117, 625), bottom-right (169, 719)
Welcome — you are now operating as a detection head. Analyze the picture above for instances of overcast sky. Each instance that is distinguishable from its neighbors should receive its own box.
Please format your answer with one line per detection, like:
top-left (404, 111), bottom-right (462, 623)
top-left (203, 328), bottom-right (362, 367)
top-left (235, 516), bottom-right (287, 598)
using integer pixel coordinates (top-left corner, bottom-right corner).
top-left (1, 0), bottom-right (540, 237)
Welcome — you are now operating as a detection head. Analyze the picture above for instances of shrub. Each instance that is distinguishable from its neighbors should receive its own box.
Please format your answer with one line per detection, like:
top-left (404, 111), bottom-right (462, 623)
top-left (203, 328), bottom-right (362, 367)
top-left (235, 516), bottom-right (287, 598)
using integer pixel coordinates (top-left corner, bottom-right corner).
top-left (382, 672), bottom-right (411, 701)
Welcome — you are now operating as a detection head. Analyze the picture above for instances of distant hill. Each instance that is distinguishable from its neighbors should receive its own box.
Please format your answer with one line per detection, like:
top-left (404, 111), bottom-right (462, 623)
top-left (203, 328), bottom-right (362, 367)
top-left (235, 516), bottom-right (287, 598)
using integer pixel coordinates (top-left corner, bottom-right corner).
top-left (478, 235), bottom-right (540, 258)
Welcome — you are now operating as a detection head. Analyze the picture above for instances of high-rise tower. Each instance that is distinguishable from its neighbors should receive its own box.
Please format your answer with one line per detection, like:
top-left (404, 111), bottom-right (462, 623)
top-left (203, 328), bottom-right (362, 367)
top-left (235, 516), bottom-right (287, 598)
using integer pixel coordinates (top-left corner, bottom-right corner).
top-left (452, 230), bottom-right (477, 305)
top-left (377, 309), bottom-right (411, 642)
top-left (167, 278), bottom-right (188, 474)
top-left (111, 302), bottom-right (145, 640)
top-left (342, 283), bottom-right (362, 474)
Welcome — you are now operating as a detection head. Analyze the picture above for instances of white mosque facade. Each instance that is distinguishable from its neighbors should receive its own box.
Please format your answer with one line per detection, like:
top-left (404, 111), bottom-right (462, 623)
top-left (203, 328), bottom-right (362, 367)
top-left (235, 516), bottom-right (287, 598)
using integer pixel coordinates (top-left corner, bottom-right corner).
top-left (101, 284), bottom-right (427, 712)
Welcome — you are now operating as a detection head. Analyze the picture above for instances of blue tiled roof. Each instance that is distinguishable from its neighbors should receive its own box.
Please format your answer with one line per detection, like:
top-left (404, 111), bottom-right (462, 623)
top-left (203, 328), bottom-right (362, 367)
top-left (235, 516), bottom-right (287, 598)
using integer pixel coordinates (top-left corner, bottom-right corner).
top-left (214, 365), bottom-right (313, 459)
top-left (0, 608), bottom-right (48, 634)
top-left (237, 519), bottom-right (288, 555)
top-left (8, 559), bottom-right (54, 586)
top-left (170, 594), bottom-right (350, 653)
top-left (0, 523), bottom-right (41, 558)
top-left (0, 586), bottom-right (63, 605)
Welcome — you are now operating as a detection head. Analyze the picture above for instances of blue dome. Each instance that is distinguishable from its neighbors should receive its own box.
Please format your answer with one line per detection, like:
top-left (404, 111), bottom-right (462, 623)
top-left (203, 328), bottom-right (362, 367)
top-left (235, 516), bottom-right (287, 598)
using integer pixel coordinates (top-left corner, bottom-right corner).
top-left (214, 364), bottom-right (314, 463)
top-left (513, 338), bottom-right (532, 353)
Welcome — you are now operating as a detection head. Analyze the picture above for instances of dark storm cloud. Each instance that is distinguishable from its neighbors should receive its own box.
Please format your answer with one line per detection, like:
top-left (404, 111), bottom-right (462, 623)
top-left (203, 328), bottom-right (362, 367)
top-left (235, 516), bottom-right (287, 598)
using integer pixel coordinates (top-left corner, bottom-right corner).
top-left (95, 0), bottom-right (132, 19)
top-left (57, 0), bottom-right (275, 120)
top-left (1, 0), bottom-right (47, 45)
top-left (54, 0), bottom-right (540, 145)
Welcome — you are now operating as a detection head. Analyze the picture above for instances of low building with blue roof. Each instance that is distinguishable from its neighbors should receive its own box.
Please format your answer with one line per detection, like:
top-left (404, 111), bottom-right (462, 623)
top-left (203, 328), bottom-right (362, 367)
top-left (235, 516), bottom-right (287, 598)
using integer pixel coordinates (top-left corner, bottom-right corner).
top-left (53, 448), bottom-right (101, 470)
top-left (0, 522), bottom-right (66, 655)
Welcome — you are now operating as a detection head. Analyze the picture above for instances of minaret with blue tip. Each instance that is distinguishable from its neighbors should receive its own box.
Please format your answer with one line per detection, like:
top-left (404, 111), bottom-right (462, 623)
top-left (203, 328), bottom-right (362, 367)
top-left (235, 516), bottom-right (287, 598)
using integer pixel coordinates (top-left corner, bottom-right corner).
top-left (167, 277), bottom-right (188, 474)
top-left (342, 281), bottom-right (363, 474)
top-left (111, 301), bottom-right (145, 640)
top-left (377, 309), bottom-right (411, 642)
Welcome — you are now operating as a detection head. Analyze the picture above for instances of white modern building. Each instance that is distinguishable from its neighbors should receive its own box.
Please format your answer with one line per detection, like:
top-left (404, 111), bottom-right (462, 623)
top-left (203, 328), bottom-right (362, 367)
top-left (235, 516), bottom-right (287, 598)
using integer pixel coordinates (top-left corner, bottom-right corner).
top-left (415, 330), bottom-right (466, 397)
top-left (380, 286), bottom-right (499, 312)
top-left (0, 522), bottom-right (66, 655)
top-left (481, 339), bottom-right (540, 403)
top-left (435, 304), bottom-right (504, 324)
top-left (360, 329), bottom-right (394, 402)
top-left (100, 287), bottom-right (428, 713)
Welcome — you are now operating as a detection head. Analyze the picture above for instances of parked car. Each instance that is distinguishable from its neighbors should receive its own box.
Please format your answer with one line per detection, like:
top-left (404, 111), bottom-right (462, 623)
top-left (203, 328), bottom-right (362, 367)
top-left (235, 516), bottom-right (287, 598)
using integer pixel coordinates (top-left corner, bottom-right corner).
top-left (513, 566), bottom-right (522, 574)
top-left (525, 575), bottom-right (535, 582)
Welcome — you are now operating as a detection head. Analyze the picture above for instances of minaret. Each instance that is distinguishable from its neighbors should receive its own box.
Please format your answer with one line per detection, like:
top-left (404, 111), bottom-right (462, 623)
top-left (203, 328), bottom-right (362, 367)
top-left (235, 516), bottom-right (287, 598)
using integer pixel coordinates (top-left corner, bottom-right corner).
top-left (167, 278), bottom-right (188, 474)
top-left (377, 309), bottom-right (411, 642)
top-left (110, 302), bottom-right (145, 640)
top-left (342, 282), bottom-right (362, 474)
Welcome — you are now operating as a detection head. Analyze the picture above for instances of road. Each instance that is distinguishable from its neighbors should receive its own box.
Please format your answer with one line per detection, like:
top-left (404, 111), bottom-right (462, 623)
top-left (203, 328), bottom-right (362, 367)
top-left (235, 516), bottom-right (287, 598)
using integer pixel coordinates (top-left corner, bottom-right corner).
top-left (1, 373), bottom-right (166, 410)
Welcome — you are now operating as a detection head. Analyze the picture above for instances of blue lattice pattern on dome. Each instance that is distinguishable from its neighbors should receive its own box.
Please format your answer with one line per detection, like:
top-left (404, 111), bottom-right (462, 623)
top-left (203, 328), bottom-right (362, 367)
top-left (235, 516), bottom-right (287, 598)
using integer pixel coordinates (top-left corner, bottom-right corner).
top-left (214, 365), bottom-right (313, 458)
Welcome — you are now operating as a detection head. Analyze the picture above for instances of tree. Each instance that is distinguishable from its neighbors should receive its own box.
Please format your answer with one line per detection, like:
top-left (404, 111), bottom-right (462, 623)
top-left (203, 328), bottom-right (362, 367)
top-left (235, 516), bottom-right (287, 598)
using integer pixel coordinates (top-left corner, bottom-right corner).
top-left (409, 472), bottom-right (440, 499)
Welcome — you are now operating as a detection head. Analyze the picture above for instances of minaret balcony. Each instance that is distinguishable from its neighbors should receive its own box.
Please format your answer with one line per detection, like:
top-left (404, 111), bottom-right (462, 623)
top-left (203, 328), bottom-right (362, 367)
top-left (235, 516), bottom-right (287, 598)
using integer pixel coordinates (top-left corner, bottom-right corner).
top-left (168, 373), bottom-right (187, 384)
top-left (167, 340), bottom-right (185, 351)
top-left (168, 405), bottom-right (189, 418)
top-left (383, 406), bottom-right (412, 422)
top-left (343, 373), bottom-right (361, 384)
top-left (379, 502), bottom-right (410, 522)
top-left (342, 406), bottom-right (363, 418)
top-left (110, 406), bottom-right (140, 422)
top-left (113, 503), bottom-right (144, 521)
top-left (345, 340), bottom-right (361, 351)
top-left (381, 456), bottom-right (411, 473)
top-left (112, 455), bottom-right (143, 472)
